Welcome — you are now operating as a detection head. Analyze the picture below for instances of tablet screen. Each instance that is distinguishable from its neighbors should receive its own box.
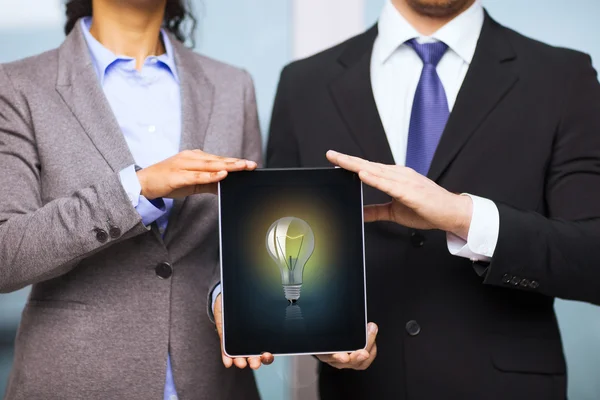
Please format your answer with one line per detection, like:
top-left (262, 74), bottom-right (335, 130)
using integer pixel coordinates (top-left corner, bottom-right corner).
top-left (219, 168), bottom-right (367, 356)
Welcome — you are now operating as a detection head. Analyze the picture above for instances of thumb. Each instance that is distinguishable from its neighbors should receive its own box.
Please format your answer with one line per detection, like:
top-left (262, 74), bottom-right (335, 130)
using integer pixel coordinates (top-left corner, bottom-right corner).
top-left (363, 203), bottom-right (393, 223)
top-left (214, 295), bottom-right (232, 368)
top-left (195, 182), bottom-right (219, 195)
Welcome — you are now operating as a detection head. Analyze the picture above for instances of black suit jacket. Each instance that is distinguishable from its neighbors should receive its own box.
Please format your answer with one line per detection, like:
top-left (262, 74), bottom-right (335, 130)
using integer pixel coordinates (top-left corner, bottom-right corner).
top-left (267, 14), bottom-right (600, 400)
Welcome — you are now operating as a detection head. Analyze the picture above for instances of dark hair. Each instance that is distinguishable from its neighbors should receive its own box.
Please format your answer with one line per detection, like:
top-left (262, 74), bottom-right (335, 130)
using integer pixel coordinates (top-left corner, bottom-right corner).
top-left (64, 0), bottom-right (197, 45)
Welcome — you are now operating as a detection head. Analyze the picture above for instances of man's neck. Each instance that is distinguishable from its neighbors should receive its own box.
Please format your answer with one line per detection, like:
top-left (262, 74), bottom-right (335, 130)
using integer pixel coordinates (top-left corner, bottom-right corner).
top-left (391, 0), bottom-right (475, 36)
top-left (89, 1), bottom-right (166, 70)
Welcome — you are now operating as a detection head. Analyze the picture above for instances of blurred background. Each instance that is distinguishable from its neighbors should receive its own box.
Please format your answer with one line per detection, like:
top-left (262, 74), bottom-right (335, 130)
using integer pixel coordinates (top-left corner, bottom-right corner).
top-left (1, 0), bottom-right (599, 399)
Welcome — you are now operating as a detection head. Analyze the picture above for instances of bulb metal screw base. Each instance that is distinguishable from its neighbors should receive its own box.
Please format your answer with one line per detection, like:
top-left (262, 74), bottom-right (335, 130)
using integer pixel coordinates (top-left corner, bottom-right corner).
top-left (283, 285), bottom-right (302, 302)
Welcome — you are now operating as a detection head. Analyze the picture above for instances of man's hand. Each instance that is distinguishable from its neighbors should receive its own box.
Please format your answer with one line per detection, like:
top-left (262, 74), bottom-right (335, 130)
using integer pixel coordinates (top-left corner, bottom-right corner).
top-left (136, 150), bottom-right (258, 200)
top-left (317, 322), bottom-right (378, 370)
top-left (326, 150), bottom-right (473, 239)
top-left (214, 294), bottom-right (274, 370)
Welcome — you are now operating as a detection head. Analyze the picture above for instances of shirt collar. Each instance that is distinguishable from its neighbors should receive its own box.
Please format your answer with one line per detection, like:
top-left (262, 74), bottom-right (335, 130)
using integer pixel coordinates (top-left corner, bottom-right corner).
top-left (374, 0), bottom-right (484, 65)
top-left (80, 17), bottom-right (180, 83)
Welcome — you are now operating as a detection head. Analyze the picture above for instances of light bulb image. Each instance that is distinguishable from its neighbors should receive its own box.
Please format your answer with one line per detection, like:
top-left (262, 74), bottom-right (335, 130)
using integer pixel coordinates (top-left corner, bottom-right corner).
top-left (266, 217), bottom-right (315, 303)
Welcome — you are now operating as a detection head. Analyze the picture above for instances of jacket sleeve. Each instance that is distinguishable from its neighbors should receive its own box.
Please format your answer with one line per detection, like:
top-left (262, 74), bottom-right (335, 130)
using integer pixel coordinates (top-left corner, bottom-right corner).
top-left (206, 70), bottom-right (263, 322)
top-left (0, 65), bottom-right (149, 293)
top-left (478, 53), bottom-right (600, 305)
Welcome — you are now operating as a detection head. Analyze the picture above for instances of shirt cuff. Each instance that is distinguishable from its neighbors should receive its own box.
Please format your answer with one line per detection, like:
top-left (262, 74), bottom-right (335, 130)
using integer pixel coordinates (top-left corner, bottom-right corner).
top-left (211, 284), bottom-right (222, 316)
top-left (119, 165), bottom-right (167, 226)
top-left (446, 194), bottom-right (499, 261)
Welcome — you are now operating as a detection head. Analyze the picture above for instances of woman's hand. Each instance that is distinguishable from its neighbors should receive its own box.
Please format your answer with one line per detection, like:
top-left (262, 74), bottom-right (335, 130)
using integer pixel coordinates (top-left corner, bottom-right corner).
top-left (214, 294), bottom-right (275, 370)
top-left (136, 150), bottom-right (258, 199)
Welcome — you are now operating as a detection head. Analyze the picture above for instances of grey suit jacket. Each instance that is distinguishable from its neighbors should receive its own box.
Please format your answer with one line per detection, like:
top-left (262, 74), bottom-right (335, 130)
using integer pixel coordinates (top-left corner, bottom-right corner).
top-left (0, 22), bottom-right (262, 400)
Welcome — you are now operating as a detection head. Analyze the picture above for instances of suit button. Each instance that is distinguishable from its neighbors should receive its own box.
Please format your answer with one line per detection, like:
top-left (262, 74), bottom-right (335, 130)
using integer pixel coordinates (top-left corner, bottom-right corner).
top-left (510, 276), bottom-right (520, 286)
top-left (410, 231), bottom-right (425, 248)
top-left (529, 280), bottom-right (539, 290)
top-left (406, 320), bottom-right (421, 336)
top-left (519, 278), bottom-right (530, 288)
top-left (95, 228), bottom-right (108, 243)
top-left (501, 273), bottom-right (512, 284)
top-left (109, 226), bottom-right (121, 239)
top-left (155, 262), bottom-right (173, 279)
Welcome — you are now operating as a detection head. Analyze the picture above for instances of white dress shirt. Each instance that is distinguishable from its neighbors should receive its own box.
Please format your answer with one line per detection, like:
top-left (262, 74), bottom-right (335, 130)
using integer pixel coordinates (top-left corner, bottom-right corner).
top-left (371, 0), bottom-right (499, 261)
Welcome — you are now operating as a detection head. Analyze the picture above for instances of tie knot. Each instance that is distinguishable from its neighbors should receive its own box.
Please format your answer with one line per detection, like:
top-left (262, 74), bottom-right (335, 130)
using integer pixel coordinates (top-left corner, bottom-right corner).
top-left (406, 39), bottom-right (448, 66)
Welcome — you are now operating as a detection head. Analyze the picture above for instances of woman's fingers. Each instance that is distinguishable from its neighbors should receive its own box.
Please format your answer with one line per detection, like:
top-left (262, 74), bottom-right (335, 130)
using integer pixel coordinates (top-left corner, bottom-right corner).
top-left (248, 357), bottom-right (262, 370)
top-left (233, 357), bottom-right (248, 369)
top-left (214, 296), bottom-right (233, 369)
top-left (180, 158), bottom-right (252, 173)
top-left (260, 352), bottom-right (275, 365)
top-left (175, 171), bottom-right (227, 188)
top-left (185, 150), bottom-right (258, 170)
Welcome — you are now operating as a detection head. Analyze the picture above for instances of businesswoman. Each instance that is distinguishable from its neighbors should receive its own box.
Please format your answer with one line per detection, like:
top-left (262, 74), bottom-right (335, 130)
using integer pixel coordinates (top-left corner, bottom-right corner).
top-left (0, 1), bottom-right (271, 399)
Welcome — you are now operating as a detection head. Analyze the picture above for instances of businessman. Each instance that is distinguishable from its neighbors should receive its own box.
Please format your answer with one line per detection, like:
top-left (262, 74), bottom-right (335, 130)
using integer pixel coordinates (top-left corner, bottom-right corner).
top-left (267, 0), bottom-right (600, 399)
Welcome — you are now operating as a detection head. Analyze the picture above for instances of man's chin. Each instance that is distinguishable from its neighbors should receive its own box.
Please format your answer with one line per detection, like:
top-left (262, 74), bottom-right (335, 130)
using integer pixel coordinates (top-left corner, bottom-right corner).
top-left (405, 0), bottom-right (473, 18)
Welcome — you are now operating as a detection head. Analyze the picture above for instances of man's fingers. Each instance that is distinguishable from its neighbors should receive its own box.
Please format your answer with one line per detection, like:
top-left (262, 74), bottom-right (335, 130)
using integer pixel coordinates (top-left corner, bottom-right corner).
top-left (365, 322), bottom-right (378, 352)
top-left (332, 352), bottom-right (351, 363)
top-left (349, 349), bottom-right (370, 364)
top-left (316, 354), bottom-right (335, 363)
top-left (315, 323), bottom-right (378, 371)
top-left (357, 344), bottom-right (377, 370)
top-left (317, 353), bottom-right (349, 364)
top-left (326, 150), bottom-right (370, 173)
top-left (327, 150), bottom-right (417, 185)
top-left (363, 204), bottom-right (393, 223)
top-left (359, 170), bottom-right (399, 198)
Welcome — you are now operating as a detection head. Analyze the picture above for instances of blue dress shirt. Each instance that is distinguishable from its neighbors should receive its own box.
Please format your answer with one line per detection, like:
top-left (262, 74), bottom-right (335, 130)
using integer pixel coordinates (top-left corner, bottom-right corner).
top-left (81, 17), bottom-right (180, 400)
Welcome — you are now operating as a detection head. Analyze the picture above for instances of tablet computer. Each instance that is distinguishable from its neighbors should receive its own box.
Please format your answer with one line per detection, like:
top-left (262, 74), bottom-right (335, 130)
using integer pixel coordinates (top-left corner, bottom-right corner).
top-left (218, 168), bottom-right (367, 357)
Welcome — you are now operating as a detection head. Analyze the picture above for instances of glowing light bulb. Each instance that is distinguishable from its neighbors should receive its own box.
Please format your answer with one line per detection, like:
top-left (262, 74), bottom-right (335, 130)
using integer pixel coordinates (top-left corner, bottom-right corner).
top-left (265, 217), bottom-right (315, 303)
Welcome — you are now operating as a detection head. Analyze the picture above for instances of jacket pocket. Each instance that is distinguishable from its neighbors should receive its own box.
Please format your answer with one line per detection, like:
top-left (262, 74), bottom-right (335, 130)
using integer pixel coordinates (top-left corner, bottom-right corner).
top-left (490, 334), bottom-right (566, 375)
top-left (26, 299), bottom-right (89, 311)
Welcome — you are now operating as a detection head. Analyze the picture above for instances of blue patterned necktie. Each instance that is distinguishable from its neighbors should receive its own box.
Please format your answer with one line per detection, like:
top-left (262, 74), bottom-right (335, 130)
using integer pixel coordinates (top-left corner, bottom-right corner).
top-left (405, 39), bottom-right (450, 175)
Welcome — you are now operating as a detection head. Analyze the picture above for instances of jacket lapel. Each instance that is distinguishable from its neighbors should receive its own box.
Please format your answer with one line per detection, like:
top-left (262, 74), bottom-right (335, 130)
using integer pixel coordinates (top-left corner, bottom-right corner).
top-left (170, 38), bottom-right (215, 153)
top-left (427, 14), bottom-right (518, 182)
top-left (329, 26), bottom-right (406, 240)
top-left (329, 26), bottom-right (395, 167)
top-left (163, 38), bottom-right (216, 244)
top-left (55, 24), bottom-right (135, 172)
